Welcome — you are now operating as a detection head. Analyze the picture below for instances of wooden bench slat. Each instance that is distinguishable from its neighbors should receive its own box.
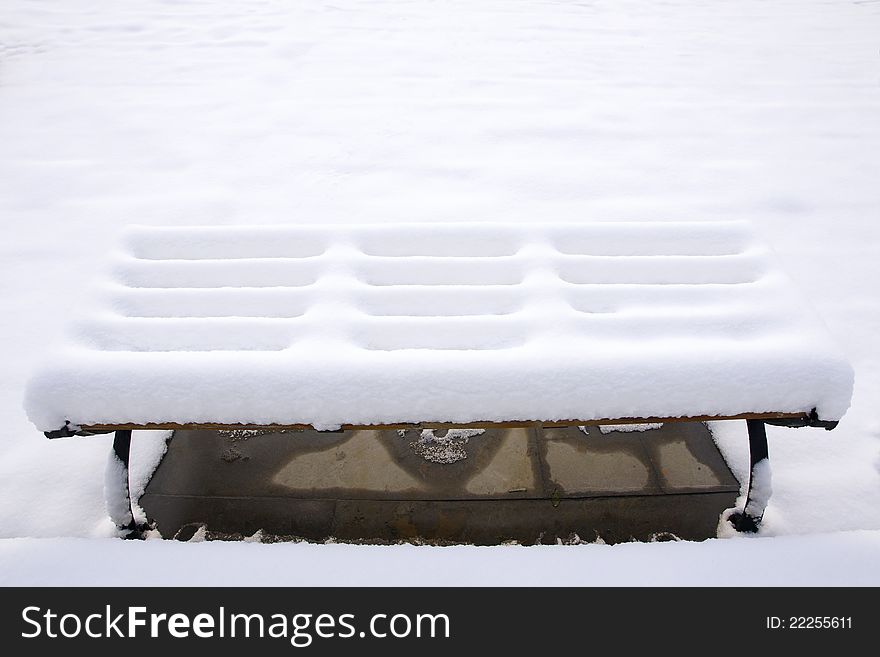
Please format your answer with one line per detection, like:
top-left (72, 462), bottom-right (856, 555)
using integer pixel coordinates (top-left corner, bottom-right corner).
top-left (78, 411), bottom-right (809, 433)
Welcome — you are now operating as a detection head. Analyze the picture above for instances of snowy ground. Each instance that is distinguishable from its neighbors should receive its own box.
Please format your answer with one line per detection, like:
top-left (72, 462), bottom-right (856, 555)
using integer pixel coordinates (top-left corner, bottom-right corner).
top-left (1, 0), bottom-right (879, 584)
top-left (2, 531), bottom-right (880, 586)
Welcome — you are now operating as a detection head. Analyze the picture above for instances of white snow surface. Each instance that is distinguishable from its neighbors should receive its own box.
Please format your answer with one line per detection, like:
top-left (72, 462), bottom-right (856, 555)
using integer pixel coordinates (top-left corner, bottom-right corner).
top-left (103, 451), bottom-right (133, 529)
top-left (1, 531), bottom-right (879, 586)
top-left (1, 0), bottom-right (880, 582)
top-left (598, 423), bottom-right (664, 434)
top-left (744, 459), bottom-right (773, 520)
top-left (24, 222), bottom-right (853, 431)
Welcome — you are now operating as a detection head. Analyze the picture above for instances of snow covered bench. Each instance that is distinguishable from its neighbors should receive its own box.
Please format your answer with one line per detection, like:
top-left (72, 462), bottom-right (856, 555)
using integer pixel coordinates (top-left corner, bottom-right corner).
top-left (24, 222), bottom-right (853, 537)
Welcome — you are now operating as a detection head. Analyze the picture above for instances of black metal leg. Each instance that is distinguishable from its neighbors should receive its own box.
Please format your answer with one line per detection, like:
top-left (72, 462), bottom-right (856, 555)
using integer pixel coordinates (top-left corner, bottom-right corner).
top-left (107, 430), bottom-right (143, 538)
top-left (729, 419), bottom-right (771, 533)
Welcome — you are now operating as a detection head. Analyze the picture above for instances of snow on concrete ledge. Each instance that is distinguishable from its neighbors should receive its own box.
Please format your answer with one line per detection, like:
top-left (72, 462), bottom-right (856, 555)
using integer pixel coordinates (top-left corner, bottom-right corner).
top-left (23, 222), bottom-right (853, 432)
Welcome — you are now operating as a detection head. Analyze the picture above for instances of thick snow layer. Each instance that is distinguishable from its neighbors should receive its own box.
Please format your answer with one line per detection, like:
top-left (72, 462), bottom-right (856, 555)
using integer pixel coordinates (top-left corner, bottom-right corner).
top-left (23, 222), bottom-right (853, 431)
top-left (1, 531), bottom-right (879, 586)
top-left (1, 0), bottom-right (879, 567)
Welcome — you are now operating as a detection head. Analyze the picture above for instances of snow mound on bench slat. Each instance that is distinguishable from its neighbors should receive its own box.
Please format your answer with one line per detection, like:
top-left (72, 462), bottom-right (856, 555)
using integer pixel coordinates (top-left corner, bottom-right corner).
top-left (23, 222), bottom-right (854, 431)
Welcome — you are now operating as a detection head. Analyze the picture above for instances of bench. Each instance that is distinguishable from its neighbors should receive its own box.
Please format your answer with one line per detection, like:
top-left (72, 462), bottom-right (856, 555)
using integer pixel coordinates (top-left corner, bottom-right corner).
top-left (24, 222), bottom-right (853, 537)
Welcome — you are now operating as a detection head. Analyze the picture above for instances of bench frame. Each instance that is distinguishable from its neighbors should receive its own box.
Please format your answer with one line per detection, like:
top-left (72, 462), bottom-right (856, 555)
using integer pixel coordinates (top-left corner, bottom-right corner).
top-left (45, 409), bottom-right (837, 539)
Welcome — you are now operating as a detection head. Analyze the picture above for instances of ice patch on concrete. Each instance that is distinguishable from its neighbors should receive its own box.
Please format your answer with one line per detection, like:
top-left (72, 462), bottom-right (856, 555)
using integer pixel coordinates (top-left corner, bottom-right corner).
top-left (545, 441), bottom-right (650, 493)
top-left (272, 430), bottom-right (424, 493)
top-left (464, 429), bottom-right (534, 494)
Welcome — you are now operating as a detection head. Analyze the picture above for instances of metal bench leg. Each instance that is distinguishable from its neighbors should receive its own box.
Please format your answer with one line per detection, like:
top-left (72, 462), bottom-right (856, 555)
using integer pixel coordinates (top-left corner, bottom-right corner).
top-left (105, 430), bottom-right (144, 539)
top-left (729, 419), bottom-right (771, 533)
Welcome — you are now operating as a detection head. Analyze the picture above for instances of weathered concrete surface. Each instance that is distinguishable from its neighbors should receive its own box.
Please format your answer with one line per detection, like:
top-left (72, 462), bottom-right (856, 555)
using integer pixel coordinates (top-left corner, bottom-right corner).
top-left (140, 423), bottom-right (740, 544)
